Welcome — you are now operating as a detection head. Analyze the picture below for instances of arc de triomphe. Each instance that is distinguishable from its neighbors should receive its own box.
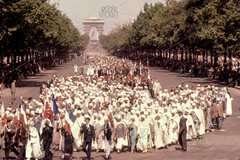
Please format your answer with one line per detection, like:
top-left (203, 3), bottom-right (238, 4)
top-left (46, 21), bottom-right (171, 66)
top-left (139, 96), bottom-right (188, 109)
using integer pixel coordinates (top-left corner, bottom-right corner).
top-left (82, 17), bottom-right (104, 40)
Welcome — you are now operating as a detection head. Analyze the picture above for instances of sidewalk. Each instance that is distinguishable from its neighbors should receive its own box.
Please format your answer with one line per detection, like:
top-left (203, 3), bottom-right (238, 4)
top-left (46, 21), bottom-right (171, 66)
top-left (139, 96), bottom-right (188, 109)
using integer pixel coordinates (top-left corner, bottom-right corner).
top-left (0, 59), bottom-right (77, 107)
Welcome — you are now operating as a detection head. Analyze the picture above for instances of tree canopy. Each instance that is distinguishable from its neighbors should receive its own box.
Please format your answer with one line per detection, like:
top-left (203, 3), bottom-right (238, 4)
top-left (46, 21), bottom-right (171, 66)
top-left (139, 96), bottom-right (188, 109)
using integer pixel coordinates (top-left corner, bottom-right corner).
top-left (100, 0), bottom-right (239, 57)
top-left (0, 0), bottom-right (88, 62)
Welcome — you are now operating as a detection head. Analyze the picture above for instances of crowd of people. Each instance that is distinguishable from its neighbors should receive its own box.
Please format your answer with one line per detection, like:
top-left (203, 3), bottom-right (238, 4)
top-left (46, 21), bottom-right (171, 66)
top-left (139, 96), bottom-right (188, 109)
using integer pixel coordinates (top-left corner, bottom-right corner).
top-left (0, 52), bottom-right (233, 160)
top-left (0, 53), bottom-right (74, 91)
top-left (126, 53), bottom-right (240, 87)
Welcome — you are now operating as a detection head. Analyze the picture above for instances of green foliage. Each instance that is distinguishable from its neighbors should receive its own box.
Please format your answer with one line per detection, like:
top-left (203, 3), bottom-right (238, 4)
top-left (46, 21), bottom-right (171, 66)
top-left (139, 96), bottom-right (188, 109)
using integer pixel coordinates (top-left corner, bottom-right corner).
top-left (0, 0), bottom-right (86, 58)
top-left (100, 0), bottom-right (240, 56)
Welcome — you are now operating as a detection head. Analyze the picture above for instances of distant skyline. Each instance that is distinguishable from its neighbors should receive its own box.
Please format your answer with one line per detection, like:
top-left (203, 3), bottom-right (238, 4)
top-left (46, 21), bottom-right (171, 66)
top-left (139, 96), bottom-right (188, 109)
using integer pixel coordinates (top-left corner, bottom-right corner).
top-left (50, 0), bottom-right (165, 35)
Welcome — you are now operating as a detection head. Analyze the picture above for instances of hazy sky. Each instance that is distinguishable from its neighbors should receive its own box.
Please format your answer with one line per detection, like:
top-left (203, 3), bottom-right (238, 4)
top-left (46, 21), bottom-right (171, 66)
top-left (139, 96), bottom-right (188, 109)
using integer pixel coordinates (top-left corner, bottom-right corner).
top-left (50, 0), bottom-right (165, 35)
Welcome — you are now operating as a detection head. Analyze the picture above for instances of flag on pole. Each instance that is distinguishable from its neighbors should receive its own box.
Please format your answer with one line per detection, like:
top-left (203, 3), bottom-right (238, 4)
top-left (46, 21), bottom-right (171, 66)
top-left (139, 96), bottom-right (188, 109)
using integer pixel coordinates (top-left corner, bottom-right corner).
top-left (52, 94), bottom-right (59, 114)
top-left (64, 105), bottom-right (75, 135)
top-left (147, 73), bottom-right (151, 83)
top-left (65, 119), bottom-right (72, 135)
top-left (108, 113), bottom-right (115, 128)
top-left (1, 113), bottom-right (6, 127)
top-left (13, 108), bottom-right (20, 128)
top-left (43, 101), bottom-right (53, 121)
top-left (19, 102), bottom-right (27, 126)
top-left (66, 105), bottom-right (75, 123)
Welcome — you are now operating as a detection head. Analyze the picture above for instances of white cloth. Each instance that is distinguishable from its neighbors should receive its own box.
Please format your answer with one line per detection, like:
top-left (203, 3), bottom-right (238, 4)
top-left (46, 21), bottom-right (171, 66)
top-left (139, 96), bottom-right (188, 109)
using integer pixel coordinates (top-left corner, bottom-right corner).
top-left (26, 127), bottom-right (42, 159)
top-left (226, 93), bottom-right (233, 116)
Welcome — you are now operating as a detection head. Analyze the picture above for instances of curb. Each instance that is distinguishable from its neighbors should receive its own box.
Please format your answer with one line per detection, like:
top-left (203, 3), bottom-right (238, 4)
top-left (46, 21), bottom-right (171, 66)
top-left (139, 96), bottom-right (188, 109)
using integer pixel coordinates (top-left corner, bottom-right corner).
top-left (234, 86), bottom-right (240, 90)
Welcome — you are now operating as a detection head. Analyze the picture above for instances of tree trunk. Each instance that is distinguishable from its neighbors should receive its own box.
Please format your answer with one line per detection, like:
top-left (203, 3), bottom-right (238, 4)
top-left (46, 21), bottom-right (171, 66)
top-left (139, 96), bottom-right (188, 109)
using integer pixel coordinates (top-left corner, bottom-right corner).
top-left (210, 49), bottom-right (213, 65)
top-left (228, 48), bottom-right (232, 71)
top-left (181, 47), bottom-right (184, 62)
top-left (202, 50), bottom-right (205, 66)
top-left (223, 48), bottom-right (228, 83)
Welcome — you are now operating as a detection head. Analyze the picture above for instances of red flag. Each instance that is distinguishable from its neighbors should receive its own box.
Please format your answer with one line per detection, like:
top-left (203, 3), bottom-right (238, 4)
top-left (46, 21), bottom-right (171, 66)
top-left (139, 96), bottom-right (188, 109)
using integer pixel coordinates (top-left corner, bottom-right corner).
top-left (19, 105), bottom-right (27, 126)
top-left (65, 120), bottom-right (72, 135)
top-left (44, 102), bottom-right (53, 121)
top-left (108, 113), bottom-right (115, 128)
top-left (147, 74), bottom-right (151, 83)
top-left (1, 113), bottom-right (6, 127)
top-left (13, 115), bottom-right (19, 128)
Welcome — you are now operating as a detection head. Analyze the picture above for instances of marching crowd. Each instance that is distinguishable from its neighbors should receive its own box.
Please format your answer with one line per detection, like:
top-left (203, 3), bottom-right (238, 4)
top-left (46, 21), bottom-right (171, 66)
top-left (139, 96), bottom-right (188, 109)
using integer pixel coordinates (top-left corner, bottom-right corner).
top-left (0, 53), bottom-right (233, 160)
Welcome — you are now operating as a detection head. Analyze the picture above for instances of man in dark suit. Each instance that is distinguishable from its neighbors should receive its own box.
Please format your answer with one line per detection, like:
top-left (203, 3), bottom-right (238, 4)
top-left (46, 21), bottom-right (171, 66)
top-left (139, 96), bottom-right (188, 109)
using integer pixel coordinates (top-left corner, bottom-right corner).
top-left (4, 119), bottom-right (19, 160)
top-left (178, 111), bottom-right (187, 151)
top-left (41, 121), bottom-right (53, 160)
top-left (15, 122), bottom-right (28, 160)
top-left (81, 115), bottom-right (95, 160)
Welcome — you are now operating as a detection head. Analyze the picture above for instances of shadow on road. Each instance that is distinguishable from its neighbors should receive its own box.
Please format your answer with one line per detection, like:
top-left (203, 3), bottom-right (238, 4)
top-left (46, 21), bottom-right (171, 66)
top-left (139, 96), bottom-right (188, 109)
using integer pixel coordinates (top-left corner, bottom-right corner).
top-left (16, 80), bottom-right (43, 88)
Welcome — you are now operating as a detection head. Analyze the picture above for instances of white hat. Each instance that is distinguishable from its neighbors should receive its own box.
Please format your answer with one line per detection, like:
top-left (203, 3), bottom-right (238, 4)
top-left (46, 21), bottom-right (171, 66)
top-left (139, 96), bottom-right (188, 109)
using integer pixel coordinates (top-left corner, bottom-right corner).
top-left (103, 116), bottom-right (108, 121)
top-left (98, 114), bottom-right (103, 119)
top-left (140, 115), bottom-right (145, 119)
top-left (30, 111), bottom-right (35, 115)
top-left (84, 114), bottom-right (90, 119)
top-left (171, 108), bottom-right (177, 113)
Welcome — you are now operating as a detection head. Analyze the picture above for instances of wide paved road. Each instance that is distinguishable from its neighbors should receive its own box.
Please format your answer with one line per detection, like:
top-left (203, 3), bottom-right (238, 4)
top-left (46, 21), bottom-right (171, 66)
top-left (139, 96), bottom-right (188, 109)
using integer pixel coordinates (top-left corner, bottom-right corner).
top-left (0, 57), bottom-right (240, 160)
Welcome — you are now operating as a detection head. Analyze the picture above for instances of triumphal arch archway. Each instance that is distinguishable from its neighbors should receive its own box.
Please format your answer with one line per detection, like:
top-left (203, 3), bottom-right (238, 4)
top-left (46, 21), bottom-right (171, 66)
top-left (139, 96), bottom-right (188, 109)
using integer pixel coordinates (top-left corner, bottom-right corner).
top-left (82, 17), bottom-right (104, 40)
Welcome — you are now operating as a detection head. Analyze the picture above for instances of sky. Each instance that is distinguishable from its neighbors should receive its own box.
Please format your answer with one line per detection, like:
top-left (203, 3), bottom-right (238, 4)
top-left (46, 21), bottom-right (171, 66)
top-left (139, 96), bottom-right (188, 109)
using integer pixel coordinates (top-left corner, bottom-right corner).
top-left (50, 0), bottom-right (165, 35)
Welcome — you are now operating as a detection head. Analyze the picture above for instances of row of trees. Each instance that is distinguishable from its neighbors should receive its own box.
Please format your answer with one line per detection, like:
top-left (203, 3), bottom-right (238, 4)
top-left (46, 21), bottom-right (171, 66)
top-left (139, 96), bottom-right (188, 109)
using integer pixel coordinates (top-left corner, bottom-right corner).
top-left (0, 0), bottom-right (89, 84)
top-left (100, 0), bottom-right (240, 83)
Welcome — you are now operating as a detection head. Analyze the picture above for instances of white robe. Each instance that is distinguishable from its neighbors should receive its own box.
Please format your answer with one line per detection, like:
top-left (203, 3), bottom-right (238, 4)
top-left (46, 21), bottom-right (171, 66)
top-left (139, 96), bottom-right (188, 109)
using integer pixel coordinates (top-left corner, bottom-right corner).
top-left (137, 120), bottom-right (150, 151)
top-left (194, 108), bottom-right (205, 135)
top-left (185, 115), bottom-right (197, 139)
top-left (115, 121), bottom-right (128, 149)
top-left (153, 82), bottom-right (161, 97)
top-left (169, 116), bottom-right (180, 143)
top-left (225, 93), bottom-right (233, 116)
top-left (72, 117), bottom-right (83, 149)
top-left (162, 114), bottom-right (170, 145)
top-left (26, 127), bottom-right (42, 159)
top-left (154, 119), bottom-right (164, 148)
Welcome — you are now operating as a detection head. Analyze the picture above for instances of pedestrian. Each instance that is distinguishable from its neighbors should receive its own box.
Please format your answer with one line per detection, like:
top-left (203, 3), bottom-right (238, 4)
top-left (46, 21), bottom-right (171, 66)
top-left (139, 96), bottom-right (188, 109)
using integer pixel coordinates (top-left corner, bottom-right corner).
top-left (81, 115), bottom-right (95, 160)
top-left (215, 98), bottom-right (224, 130)
top-left (115, 115), bottom-right (127, 154)
top-left (41, 121), bottom-right (54, 160)
top-left (15, 122), bottom-right (28, 160)
top-left (11, 80), bottom-right (16, 101)
top-left (60, 127), bottom-right (74, 160)
top-left (4, 119), bottom-right (19, 160)
top-left (178, 111), bottom-right (187, 151)
top-left (95, 114), bottom-right (104, 153)
top-left (128, 116), bottom-right (138, 153)
top-left (26, 120), bottom-right (42, 160)
top-left (103, 116), bottom-right (113, 160)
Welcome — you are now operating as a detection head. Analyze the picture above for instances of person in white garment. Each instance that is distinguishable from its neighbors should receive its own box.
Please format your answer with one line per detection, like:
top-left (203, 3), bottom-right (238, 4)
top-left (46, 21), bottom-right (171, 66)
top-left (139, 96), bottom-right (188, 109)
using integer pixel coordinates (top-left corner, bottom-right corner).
top-left (224, 88), bottom-right (233, 116)
top-left (137, 115), bottom-right (150, 153)
top-left (115, 115), bottom-right (127, 153)
top-left (154, 114), bottom-right (165, 149)
top-left (169, 108), bottom-right (180, 144)
top-left (26, 121), bottom-right (42, 160)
